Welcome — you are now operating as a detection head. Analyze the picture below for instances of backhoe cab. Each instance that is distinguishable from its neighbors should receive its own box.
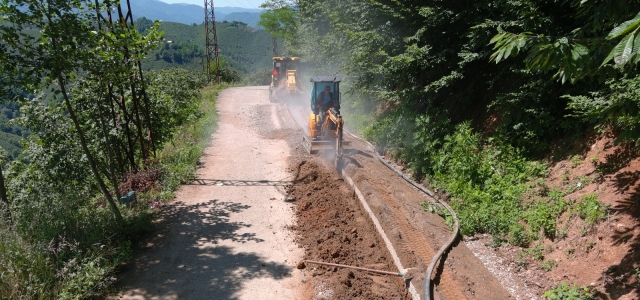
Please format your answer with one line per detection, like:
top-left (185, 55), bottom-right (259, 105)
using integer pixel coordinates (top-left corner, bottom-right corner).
top-left (302, 76), bottom-right (344, 168)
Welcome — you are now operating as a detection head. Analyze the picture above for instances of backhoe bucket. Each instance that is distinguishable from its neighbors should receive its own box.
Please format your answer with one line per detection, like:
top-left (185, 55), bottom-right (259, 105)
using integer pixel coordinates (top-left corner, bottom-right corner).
top-left (302, 136), bottom-right (334, 154)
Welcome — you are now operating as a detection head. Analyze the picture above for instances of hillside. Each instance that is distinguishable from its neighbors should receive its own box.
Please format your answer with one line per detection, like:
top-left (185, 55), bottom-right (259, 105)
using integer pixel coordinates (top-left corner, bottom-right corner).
top-left (222, 12), bottom-right (261, 29)
top-left (138, 20), bottom-right (273, 74)
top-left (125, 0), bottom-right (263, 26)
top-left (128, 0), bottom-right (206, 25)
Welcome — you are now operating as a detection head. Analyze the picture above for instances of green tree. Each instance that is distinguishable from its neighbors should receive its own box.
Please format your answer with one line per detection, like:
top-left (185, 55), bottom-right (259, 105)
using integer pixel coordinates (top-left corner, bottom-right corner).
top-left (259, 0), bottom-right (299, 55)
top-left (488, 1), bottom-right (640, 83)
top-left (0, 146), bottom-right (8, 223)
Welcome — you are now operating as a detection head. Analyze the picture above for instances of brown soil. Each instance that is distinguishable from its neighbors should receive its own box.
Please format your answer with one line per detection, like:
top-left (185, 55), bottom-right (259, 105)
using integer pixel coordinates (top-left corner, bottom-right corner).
top-left (286, 159), bottom-right (410, 299)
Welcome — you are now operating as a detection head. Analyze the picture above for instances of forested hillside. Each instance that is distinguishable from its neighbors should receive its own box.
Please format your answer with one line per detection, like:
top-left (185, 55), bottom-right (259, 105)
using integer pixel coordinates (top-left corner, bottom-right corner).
top-left (135, 18), bottom-right (274, 74)
top-left (261, 0), bottom-right (640, 297)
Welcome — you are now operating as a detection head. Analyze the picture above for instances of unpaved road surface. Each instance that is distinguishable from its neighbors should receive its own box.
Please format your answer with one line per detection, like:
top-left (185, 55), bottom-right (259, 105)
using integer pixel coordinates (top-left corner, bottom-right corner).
top-left (113, 87), bottom-right (306, 299)
top-left (113, 86), bottom-right (518, 299)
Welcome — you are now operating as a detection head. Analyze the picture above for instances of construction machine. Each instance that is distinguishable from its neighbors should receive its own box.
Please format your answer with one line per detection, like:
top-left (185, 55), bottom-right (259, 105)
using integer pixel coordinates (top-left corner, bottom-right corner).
top-left (269, 56), bottom-right (301, 101)
top-left (302, 76), bottom-right (344, 168)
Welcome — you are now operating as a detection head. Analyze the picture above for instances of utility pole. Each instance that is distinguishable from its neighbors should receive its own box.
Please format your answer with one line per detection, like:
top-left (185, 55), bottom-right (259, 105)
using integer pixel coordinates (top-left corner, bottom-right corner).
top-left (204, 0), bottom-right (221, 84)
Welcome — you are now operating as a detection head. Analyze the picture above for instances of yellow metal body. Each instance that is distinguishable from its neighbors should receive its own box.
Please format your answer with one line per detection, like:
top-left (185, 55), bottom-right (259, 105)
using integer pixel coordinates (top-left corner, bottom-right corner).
top-left (303, 108), bottom-right (343, 154)
top-left (286, 70), bottom-right (298, 93)
top-left (269, 57), bottom-right (301, 97)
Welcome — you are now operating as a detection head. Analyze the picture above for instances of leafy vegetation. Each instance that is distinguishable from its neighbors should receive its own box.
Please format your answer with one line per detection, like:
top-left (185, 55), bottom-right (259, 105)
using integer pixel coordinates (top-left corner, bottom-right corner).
top-left (258, 0), bottom-right (628, 247)
top-left (575, 194), bottom-right (608, 226)
top-left (0, 0), bottom-right (227, 297)
top-left (543, 283), bottom-right (596, 300)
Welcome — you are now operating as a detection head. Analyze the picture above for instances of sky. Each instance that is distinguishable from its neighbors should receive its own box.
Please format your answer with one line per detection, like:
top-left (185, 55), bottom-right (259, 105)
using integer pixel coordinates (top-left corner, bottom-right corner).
top-left (157, 0), bottom-right (264, 9)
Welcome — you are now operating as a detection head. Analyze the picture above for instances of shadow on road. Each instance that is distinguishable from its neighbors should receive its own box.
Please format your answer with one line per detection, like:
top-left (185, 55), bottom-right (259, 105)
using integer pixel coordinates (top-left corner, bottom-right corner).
top-left (115, 199), bottom-right (292, 299)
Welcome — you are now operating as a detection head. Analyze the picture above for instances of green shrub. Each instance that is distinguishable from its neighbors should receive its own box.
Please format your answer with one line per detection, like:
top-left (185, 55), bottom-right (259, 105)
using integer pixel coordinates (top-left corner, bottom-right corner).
top-left (540, 259), bottom-right (558, 272)
top-left (543, 283), bottom-right (595, 300)
top-left (429, 122), bottom-right (547, 241)
top-left (524, 197), bottom-right (568, 239)
top-left (576, 194), bottom-right (607, 226)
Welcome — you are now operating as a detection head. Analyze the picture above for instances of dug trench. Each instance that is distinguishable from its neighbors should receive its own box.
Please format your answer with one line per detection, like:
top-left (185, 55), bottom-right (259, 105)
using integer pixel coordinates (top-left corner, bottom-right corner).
top-left (278, 95), bottom-right (514, 299)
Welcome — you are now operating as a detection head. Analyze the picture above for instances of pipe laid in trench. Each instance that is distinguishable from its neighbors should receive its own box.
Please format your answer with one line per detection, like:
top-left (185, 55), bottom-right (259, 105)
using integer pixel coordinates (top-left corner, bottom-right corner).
top-left (343, 131), bottom-right (460, 300)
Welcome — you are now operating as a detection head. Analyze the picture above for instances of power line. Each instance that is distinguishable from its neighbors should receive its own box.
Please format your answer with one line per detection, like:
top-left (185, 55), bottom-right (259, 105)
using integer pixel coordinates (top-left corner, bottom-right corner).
top-left (239, 0), bottom-right (255, 8)
top-left (217, 0), bottom-right (235, 8)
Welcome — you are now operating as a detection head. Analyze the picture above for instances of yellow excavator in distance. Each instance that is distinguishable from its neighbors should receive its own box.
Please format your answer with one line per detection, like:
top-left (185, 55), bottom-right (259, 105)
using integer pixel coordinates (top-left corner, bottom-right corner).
top-left (302, 76), bottom-right (344, 168)
top-left (269, 56), bottom-right (301, 101)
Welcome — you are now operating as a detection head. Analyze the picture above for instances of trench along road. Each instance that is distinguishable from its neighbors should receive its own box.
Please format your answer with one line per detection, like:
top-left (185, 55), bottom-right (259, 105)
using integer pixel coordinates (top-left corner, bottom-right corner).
top-left (113, 86), bottom-right (513, 299)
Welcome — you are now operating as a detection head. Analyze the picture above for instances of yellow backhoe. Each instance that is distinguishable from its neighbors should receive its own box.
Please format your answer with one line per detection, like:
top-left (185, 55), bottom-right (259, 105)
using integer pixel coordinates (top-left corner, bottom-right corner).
top-left (269, 56), bottom-right (301, 101)
top-left (302, 76), bottom-right (344, 168)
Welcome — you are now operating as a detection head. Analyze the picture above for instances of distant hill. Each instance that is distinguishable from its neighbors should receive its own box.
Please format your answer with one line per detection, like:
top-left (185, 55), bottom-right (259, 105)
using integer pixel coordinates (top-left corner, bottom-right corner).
top-left (138, 20), bottom-right (274, 74)
top-left (128, 0), bottom-right (205, 25)
top-left (126, 0), bottom-right (263, 26)
top-left (222, 12), bottom-right (261, 29)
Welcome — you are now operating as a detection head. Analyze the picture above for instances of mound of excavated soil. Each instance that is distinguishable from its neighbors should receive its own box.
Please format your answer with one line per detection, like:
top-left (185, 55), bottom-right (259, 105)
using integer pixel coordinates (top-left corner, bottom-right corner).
top-left (286, 159), bottom-right (411, 299)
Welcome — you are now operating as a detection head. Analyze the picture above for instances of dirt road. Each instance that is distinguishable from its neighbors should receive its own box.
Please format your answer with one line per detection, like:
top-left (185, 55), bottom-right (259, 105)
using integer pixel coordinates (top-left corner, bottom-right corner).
top-left (114, 86), bottom-right (307, 299)
top-left (114, 86), bottom-right (518, 300)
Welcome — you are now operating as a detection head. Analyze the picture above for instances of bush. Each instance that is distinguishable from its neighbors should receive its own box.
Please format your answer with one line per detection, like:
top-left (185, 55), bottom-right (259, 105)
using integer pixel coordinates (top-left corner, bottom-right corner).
top-left (430, 122), bottom-right (547, 239)
top-left (575, 194), bottom-right (607, 226)
top-left (543, 283), bottom-right (595, 300)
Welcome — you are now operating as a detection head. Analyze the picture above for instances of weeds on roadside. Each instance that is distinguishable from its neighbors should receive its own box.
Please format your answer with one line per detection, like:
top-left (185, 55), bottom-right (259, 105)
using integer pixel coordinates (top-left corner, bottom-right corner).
top-left (570, 155), bottom-right (583, 168)
top-left (575, 194), bottom-right (608, 226)
top-left (543, 283), bottom-right (595, 300)
top-left (421, 202), bottom-right (454, 229)
top-left (540, 259), bottom-right (558, 272)
top-left (526, 243), bottom-right (545, 261)
top-left (515, 251), bottom-right (528, 270)
top-left (417, 123), bottom-right (612, 279)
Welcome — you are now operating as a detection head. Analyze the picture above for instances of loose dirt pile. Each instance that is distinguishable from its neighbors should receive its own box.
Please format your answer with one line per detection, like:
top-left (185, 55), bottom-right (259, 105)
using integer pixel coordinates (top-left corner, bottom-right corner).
top-left (286, 159), bottom-right (411, 299)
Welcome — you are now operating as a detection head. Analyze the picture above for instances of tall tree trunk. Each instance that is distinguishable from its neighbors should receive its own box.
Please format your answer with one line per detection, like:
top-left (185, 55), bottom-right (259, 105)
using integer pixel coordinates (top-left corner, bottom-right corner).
top-left (136, 63), bottom-right (156, 157)
top-left (95, 92), bottom-right (122, 201)
top-left (107, 90), bottom-right (126, 174)
top-left (58, 76), bottom-right (124, 226)
top-left (116, 89), bottom-right (137, 171)
top-left (0, 164), bottom-right (11, 223)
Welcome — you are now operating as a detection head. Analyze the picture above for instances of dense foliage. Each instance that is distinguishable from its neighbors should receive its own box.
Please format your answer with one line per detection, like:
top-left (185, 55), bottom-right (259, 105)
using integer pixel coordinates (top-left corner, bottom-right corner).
top-left (0, 0), bottom-right (222, 298)
top-left (262, 0), bottom-right (637, 250)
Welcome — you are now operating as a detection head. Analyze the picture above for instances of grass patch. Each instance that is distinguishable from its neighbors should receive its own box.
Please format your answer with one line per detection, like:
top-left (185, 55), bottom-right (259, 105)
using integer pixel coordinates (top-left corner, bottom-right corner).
top-left (540, 259), bottom-right (558, 272)
top-left (575, 194), bottom-right (608, 226)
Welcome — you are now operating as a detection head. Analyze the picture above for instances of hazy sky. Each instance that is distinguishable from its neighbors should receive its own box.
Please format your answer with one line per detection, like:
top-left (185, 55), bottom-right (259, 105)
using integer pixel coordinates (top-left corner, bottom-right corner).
top-left (157, 0), bottom-right (264, 8)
